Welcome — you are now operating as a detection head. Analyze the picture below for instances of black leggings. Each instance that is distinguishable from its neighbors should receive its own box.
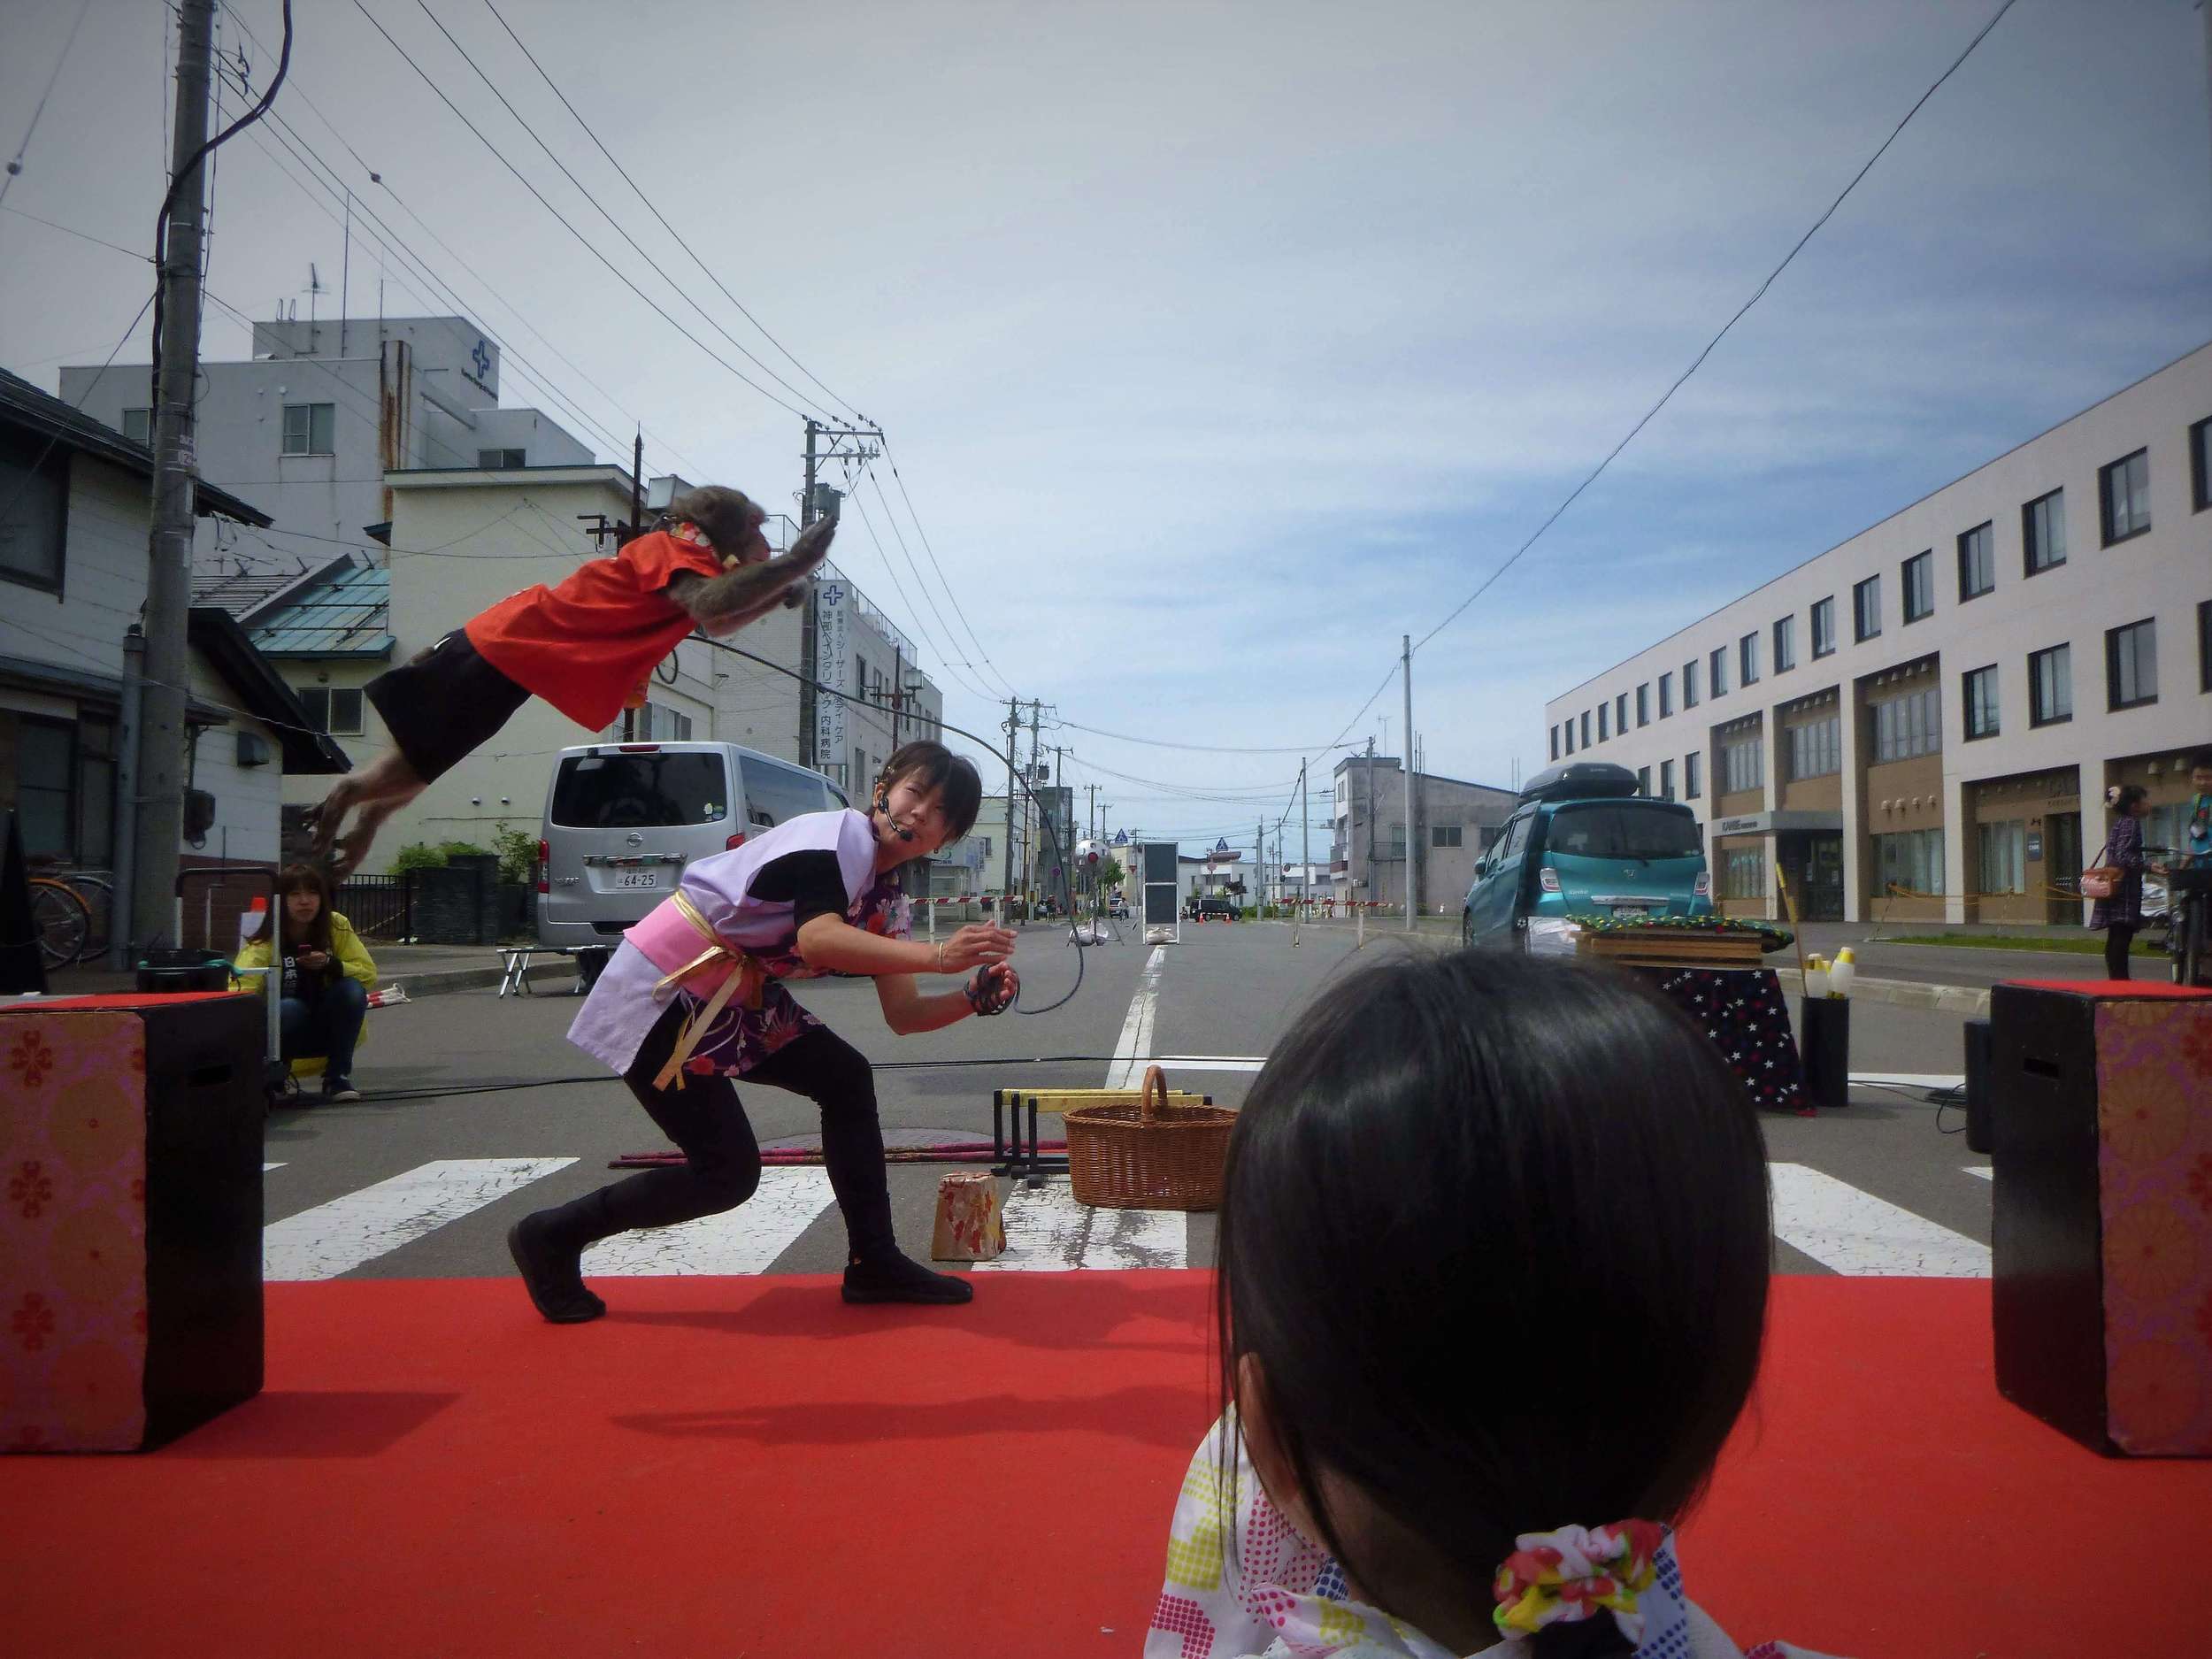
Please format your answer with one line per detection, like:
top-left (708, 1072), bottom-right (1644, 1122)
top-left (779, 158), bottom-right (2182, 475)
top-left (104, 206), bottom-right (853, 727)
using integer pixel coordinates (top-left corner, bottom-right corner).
top-left (541, 1002), bottom-right (895, 1262)
top-left (2105, 923), bottom-right (2137, 981)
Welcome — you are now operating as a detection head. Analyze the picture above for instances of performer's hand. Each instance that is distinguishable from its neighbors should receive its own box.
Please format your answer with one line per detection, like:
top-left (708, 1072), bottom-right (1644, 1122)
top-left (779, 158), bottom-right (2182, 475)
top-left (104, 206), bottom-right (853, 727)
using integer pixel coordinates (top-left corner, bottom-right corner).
top-left (941, 924), bottom-right (1016, 972)
top-left (966, 963), bottom-right (1018, 1016)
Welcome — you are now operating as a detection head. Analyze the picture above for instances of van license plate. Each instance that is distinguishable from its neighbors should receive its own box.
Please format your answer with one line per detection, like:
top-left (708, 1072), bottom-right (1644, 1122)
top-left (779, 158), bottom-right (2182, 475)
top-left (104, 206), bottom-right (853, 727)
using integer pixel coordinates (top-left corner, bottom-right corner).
top-left (1611, 905), bottom-right (1649, 919)
top-left (616, 872), bottom-right (659, 889)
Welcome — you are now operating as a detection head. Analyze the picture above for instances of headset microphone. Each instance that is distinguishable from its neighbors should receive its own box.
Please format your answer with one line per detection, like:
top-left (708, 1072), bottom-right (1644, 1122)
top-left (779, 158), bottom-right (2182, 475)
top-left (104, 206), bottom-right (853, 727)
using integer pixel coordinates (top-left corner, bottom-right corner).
top-left (875, 787), bottom-right (916, 842)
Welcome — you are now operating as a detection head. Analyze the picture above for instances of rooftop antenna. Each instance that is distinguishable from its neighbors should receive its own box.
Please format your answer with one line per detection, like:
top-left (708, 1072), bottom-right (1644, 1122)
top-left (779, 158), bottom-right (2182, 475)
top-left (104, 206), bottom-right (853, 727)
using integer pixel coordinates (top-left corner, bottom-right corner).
top-left (303, 263), bottom-right (326, 333)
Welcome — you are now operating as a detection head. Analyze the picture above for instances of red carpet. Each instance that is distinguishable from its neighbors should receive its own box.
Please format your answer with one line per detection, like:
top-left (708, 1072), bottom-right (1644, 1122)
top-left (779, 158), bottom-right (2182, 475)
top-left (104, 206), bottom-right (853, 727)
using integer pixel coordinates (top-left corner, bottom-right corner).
top-left (3, 1273), bottom-right (2202, 1656)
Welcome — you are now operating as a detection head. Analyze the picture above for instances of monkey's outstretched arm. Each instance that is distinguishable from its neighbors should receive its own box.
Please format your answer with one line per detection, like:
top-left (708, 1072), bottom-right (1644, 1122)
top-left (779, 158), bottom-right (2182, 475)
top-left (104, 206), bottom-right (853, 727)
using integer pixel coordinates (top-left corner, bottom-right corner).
top-left (667, 516), bottom-right (837, 633)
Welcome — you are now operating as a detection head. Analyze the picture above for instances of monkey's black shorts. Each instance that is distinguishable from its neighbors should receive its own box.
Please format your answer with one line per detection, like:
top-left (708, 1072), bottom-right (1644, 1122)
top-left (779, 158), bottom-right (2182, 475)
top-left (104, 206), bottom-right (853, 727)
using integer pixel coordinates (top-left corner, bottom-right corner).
top-left (364, 629), bottom-right (532, 785)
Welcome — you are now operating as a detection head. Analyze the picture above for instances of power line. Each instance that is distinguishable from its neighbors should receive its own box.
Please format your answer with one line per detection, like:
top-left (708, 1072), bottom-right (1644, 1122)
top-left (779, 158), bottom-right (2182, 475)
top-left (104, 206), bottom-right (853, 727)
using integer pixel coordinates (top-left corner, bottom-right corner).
top-left (0, 0), bottom-right (95, 208)
top-left (1050, 717), bottom-right (1358, 757)
top-left (348, 0), bottom-right (816, 420)
top-left (839, 479), bottom-right (996, 703)
top-left (0, 204), bottom-right (151, 263)
top-left (475, 0), bottom-right (866, 426)
top-left (1409, 0), bottom-right (2022, 658)
top-left (852, 464), bottom-right (997, 701)
top-left (408, 0), bottom-right (836, 422)
top-left (877, 436), bottom-right (1020, 700)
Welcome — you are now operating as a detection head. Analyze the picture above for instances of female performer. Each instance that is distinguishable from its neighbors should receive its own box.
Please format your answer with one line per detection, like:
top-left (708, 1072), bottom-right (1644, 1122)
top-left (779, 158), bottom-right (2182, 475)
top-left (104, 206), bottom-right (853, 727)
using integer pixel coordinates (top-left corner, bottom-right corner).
top-left (508, 741), bottom-right (1018, 1321)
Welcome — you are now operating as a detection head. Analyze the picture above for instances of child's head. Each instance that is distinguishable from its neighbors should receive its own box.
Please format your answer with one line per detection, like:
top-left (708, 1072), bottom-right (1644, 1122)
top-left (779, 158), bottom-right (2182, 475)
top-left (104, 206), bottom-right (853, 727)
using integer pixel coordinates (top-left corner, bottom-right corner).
top-left (2192, 751), bottom-right (2212, 793)
top-left (1219, 951), bottom-right (1770, 1655)
top-left (872, 741), bottom-right (982, 856)
top-left (273, 864), bottom-right (334, 942)
top-left (667, 486), bottom-right (770, 565)
top-left (2109, 783), bottom-right (2149, 817)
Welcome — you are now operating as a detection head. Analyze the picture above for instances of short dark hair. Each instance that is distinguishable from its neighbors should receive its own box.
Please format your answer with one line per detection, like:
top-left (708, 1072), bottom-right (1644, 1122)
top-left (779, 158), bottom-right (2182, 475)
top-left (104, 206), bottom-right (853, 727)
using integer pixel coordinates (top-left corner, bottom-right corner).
top-left (1218, 952), bottom-right (1770, 1655)
top-left (665, 486), bottom-right (763, 554)
top-left (2113, 783), bottom-right (2149, 813)
top-left (2191, 750), bottom-right (2212, 774)
top-left (879, 741), bottom-right (982, 841)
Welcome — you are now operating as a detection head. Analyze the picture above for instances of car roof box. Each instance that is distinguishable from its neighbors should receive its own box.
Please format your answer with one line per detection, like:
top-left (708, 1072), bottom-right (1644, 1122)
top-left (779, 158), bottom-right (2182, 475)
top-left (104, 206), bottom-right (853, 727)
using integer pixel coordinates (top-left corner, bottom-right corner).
top-left (1520, 761), bottom-right (1641, 803)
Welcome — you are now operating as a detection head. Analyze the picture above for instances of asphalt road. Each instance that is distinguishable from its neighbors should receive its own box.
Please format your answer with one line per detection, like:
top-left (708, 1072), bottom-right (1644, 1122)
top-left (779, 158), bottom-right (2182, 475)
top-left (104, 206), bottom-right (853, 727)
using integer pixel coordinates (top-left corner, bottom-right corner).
top-left (261, 919), bottom-right (1993, 1302)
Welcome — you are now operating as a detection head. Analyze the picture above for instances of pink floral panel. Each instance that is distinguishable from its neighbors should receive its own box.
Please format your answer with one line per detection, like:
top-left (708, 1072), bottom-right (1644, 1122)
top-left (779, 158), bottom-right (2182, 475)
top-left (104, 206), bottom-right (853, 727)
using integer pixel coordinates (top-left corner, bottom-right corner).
top-left (2096, 998), bottom-right (2212, 1455)
top-left (1, 1010), bottom-right (150, 1453)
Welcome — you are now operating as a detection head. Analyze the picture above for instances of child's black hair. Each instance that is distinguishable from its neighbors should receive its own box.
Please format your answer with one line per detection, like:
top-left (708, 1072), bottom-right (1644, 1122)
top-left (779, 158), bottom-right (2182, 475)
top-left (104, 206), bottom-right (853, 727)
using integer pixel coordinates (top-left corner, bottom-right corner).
top-left (2112, 783), bottom-right (2149, 813)
top-left (1217, 951), bottom-right (1770, 1657)
top-left (878, 741), bottom-right (983, 842)
top-left (2190, 750), bottom-right (2212, 775)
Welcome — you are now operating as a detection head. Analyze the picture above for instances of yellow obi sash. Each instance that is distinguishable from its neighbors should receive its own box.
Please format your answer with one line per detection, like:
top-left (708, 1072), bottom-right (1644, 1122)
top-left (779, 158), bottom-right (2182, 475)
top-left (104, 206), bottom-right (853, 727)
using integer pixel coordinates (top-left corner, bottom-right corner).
top-left (626, 891), bottom-right (769, 1090)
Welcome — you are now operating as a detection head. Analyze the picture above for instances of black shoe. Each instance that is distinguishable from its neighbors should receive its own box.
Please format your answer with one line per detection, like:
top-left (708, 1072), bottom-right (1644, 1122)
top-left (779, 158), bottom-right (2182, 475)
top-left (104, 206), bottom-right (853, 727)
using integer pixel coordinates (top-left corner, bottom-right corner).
top-left (321, 1076), bottom-right (361, 1103)
top-left (507, 1217), bottom-right (606, 1324)
top-left (841, 1253), bottom-right (974, 1305)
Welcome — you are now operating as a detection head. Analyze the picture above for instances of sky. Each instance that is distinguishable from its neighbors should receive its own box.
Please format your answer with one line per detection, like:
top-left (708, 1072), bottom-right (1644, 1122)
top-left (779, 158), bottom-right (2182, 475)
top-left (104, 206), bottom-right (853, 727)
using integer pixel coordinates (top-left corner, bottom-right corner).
top-left (3, 0), bottom-right (2208, 858)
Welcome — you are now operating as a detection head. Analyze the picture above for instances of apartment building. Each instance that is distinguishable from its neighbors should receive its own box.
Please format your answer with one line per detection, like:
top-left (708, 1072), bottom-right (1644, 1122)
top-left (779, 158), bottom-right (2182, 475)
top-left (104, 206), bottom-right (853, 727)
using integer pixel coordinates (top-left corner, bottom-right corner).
top-left (1331, 751), bottom-right (1518, 911)
top-left (1544, 342), bottom-right (2212, 924)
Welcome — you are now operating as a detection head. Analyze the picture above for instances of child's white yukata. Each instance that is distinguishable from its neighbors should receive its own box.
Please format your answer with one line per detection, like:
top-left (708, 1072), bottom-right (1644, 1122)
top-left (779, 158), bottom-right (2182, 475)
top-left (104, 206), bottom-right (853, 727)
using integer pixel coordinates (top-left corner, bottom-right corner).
top-left (1145, 1417), bottom-right (1850, 1659)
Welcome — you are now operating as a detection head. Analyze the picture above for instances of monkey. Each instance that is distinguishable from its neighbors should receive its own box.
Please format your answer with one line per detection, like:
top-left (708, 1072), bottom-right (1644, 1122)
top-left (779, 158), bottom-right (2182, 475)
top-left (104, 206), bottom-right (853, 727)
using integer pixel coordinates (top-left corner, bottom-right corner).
top-left (311, 486), bottom-right (832, 876)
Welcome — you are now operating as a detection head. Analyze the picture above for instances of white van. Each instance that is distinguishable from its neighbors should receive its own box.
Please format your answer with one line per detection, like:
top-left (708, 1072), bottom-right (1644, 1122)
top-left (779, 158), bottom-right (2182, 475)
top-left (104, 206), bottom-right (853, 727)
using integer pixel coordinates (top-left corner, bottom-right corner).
top-left (536, 741), bottom-right (850, 953)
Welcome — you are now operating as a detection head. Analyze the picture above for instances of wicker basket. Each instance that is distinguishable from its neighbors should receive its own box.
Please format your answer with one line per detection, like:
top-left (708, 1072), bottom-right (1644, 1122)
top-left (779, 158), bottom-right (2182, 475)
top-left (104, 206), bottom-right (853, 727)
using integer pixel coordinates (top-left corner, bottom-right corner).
top-left (1064, 1064), bottom-right (1238, 1211)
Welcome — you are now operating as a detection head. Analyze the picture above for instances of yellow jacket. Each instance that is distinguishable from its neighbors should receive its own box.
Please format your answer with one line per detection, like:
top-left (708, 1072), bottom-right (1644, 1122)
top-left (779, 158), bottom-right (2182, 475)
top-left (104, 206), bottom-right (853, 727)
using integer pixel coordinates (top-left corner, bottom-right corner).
top-left (232, 911), bottom-right (379, 1076)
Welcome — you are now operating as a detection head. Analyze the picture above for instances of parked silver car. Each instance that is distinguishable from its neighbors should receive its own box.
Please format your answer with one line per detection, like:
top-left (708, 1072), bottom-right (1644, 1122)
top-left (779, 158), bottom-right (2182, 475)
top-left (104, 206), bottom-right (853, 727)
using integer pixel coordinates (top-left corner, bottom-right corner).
top-left (536, 741), bottom-right (849, 954)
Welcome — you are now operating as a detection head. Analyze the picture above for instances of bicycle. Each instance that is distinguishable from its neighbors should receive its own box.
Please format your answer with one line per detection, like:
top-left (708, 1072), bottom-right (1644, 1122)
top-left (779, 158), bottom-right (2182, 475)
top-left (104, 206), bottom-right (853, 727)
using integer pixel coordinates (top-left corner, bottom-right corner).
top-left (2143, 845), bottom-right (2207, 987)
top-left (27, 876), bottom-right (91, 970)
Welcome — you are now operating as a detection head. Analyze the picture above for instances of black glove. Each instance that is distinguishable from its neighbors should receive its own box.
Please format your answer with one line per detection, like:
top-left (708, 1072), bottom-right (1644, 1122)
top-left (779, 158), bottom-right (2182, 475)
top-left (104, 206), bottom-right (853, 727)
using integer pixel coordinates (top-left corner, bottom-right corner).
top-left (965, 964), bottom-right (1016, 1016)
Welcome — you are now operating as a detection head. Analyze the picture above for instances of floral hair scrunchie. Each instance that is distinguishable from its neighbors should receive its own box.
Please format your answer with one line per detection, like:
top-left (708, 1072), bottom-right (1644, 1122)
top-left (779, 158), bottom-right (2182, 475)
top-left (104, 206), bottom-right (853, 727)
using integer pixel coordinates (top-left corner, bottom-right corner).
top-left (1492, 1520), bottom-right (1666, 1645)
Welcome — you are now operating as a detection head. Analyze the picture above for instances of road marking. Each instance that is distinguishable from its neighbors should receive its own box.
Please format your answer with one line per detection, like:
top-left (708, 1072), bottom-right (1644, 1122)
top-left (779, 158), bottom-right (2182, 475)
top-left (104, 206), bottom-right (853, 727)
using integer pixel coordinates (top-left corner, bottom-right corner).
top-left (1963, 1166), bottom-right (1993, 1180)
top-left (1769, 1163), bottom-right (1991, 1277)
top-left (263, 1163), bottom-right (285, 1172)
top-left (1849, 1072), bottom-right (1966, 1090)
top-left (972, 1179), bottom-right (1187, 1271)
top-left (1105, 945), bottom-right (1166, 1089)
top-left (1150, 1056), bottom-right (1265, 1072)
top-left (265, 1157), bottom-right (576, 1280)
top-left (582, 1169), bottom-right (840, 1276)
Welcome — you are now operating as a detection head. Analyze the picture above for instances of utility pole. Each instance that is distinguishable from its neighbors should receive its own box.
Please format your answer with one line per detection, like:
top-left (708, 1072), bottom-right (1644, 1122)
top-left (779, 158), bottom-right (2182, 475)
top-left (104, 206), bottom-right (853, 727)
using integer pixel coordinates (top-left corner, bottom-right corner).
top-left (1001, 696), bottom-right (1019, 913)
top-left (134, 0), bottom-right (216, 956)
top-left (1026, 698), bottom-right (1043, 900)
top-left (1402, 634), bottom-right (1415, 932)
top-left (797, 417), bottom-right (877, 773)
top-left (1297, 758), bottom-right (1309, 948)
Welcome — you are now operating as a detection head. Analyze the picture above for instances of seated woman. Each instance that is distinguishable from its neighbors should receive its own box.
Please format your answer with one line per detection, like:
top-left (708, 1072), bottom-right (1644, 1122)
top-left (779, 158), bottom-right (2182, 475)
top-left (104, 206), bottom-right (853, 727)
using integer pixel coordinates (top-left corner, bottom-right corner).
top-left (234, 863), bottom-right (378, 1102)
top-left (1148, 950), bottom-right (1844, 1658)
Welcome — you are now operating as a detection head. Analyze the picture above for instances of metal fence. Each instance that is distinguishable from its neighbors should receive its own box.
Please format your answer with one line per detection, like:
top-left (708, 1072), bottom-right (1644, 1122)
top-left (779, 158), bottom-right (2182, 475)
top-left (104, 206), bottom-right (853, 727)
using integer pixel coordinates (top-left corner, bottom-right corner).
top-left (336, 873), bottom-right (414, 941)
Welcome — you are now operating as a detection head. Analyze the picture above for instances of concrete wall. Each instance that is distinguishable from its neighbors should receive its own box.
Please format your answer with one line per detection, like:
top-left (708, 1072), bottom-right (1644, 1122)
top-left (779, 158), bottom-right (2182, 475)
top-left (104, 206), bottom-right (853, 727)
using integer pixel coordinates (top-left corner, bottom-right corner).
top-left (1547, 342), bottom-right (2212, 922)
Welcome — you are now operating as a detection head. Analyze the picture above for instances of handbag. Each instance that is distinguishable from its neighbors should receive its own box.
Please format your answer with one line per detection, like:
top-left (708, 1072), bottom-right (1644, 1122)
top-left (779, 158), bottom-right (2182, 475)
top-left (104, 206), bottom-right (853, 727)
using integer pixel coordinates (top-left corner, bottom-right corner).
top-left (2080, 841), bottom-right (2117, 902)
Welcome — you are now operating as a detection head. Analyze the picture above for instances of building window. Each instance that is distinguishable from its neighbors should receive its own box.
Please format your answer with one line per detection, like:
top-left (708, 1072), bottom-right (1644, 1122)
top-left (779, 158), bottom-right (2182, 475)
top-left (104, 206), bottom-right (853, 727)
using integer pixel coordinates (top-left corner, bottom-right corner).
top-left (2105, 618), bottom-right (2157, 710)
top-left (477, 448), bottom-right (526, 469)
top-left (1660, 759), bottom-right (1675, 801)
top-left (1601, 703), bottom-right (1612, 742)
top-left (1432, 824), bottom-right (1462, 848)
top-left (1683, 660), bottom-right (1700, 708)
top-left (1580, 710), bottom-right (1592, 749)
top-left (1811, 595), bottom-right (1836, 657)
top-left (1685, 751), bottom-right (1702, 799)
top-left (1978, 820), bottom-right (2028, 896)
top-left (2029, 644), bottom-right (2071, 726)
top-left (1962, 664), bottom-right (2000, 741)
top-left (1772, 615), bottom-right (1795, 673)
top-left (1658, 672), bottom-right (1673, 717)
top-left (1563, 722), bottom-right (1574, 756)
top-left (1721, 733), bottom-right (1763, 795)
top-left (1720, 845), bottom-right (1765, 900)
top-left (1549, 726), bottom-right (1560, 761)
top-left (1956, 523), bottom-right (1993, 602)
top-left (637, 703), bottom-right (692, 741)
top-left (1637, 765), bottom-right (1651, 796)
top-left (2200, 600), bottom-right (2211, 694)
top-left (295, 686), bottom-right (365, 736)
top-left (1635, 684), bottom-right (1648, 726)
top-left (1709, 646), bottom-right (1729, 697)
top-left (2192, 417), bottom-right (2211, 511)
top-left (2099, 448), bottom-right (2150, 544)
top-left (121, 407), bottom-right (152, 445)
top-left (280, 402), bottom-right (336, 456)
top-left (1739, 631), bottom-right (1760, 686)
top-left (1902, 550), bottom-right (1934, 623)
top-left (0, 427), bottom-right (68, 591)
top-left (2023, 488), bottom-right (2065, 574)
top-left (1786, 717), bottom-right (1840, 780)
top-left (1875, 828), bottom-right (1944, 898)
top-left (1871, 686), bottom-right (1941, 763)
top-left (1854, 574), bottom-right (1882, 641)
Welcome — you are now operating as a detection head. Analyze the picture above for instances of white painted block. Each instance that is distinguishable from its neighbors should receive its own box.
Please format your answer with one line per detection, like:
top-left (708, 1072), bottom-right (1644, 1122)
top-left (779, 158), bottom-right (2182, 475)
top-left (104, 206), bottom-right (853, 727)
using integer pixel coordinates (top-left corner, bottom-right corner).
top-left (974, 1178), bottom-right (1187, 1271)
top-left (1963, 1165), bottom-right (1994, 1181)
top-left (265, 1157), bottom-right (576, 1280)
top-left (1769, 1162), bottom-right (1991, 1277)
top-left (582, 1168), bottom-right (839, 1276)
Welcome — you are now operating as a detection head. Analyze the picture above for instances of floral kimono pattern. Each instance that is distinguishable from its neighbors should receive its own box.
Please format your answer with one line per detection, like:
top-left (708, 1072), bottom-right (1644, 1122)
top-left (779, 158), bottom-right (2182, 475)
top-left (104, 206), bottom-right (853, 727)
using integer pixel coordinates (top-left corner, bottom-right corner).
top-left (673, 880), bottom-right (913, 1078)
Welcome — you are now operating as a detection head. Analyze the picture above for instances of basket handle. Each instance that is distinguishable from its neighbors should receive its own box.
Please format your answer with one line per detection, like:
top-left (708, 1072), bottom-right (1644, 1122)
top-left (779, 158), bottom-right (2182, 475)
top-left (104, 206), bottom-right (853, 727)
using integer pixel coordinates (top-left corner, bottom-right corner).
top-left (1141, 1064), bottom-right (1168, 1125)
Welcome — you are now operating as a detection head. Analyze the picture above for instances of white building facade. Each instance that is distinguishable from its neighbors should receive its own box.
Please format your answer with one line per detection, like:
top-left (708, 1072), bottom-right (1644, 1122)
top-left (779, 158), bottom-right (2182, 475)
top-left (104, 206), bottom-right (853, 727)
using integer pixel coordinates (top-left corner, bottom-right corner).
top-left (1545, 342), bottom-right (2212, 925)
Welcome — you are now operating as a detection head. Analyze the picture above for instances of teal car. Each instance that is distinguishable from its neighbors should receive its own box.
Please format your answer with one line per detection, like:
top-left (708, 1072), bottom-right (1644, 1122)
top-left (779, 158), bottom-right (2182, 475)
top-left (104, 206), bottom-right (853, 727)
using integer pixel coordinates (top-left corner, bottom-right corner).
top-left (1462, 761), bottom-right (1712, 951)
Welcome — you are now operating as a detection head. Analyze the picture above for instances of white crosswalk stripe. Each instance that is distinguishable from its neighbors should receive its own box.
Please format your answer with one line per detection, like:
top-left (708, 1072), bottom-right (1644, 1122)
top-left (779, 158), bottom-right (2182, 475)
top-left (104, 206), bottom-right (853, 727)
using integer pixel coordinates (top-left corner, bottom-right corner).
top-left (583, 1169), bottom-right (839, 1276)
top-left (260, 1156), bottom-right (1997, 1280)
top-left (265, 1157), bottom-right (576, 1281)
